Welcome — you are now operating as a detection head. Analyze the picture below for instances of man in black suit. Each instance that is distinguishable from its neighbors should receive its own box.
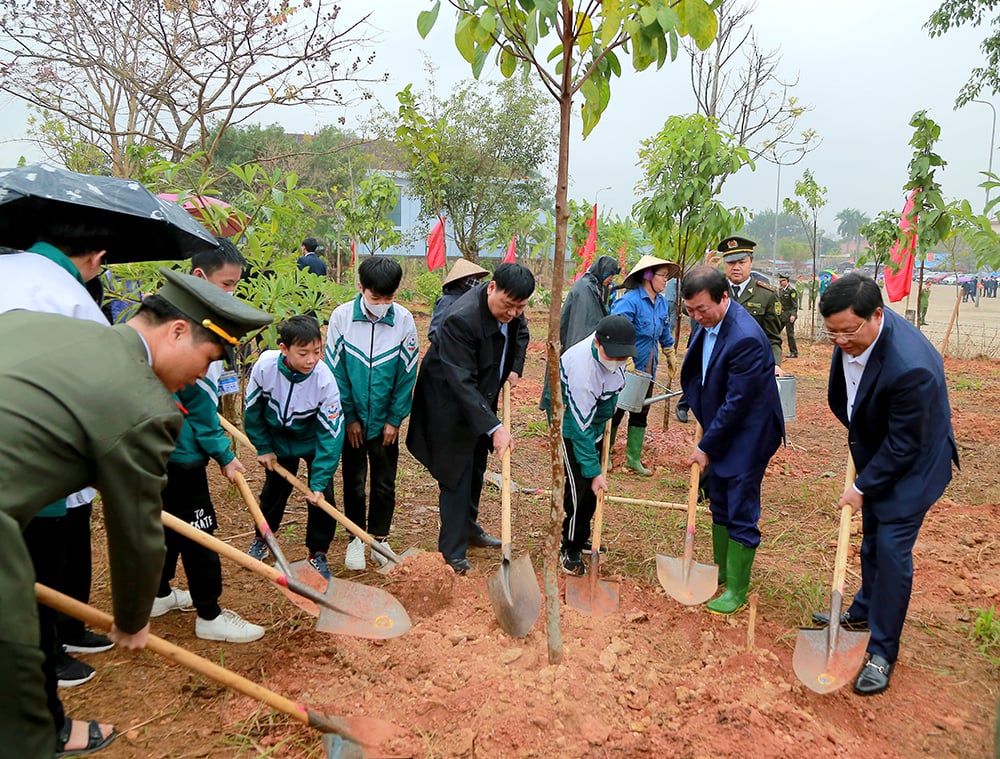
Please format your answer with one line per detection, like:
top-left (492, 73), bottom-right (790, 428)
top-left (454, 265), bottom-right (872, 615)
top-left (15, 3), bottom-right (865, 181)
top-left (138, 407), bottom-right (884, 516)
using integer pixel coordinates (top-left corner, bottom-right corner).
top-left (406, 263), bottom-right (534, 574)
top-left (816, 273), bottom-right (958, 695)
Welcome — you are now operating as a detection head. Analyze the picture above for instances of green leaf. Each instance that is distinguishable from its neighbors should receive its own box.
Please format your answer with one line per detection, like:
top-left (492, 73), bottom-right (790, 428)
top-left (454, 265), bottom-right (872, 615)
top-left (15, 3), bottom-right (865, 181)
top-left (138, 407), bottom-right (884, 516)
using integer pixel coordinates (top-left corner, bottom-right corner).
top-left (683, 0), bottom-right (719, 51)
top-left (600, 0), bottom-right (622, 47)
top-left (417, 2), bottom-right (440, 39)
top-left (500, 47), bottom-right (517, 78)
top-left (471, 46), bottom-right (487, 78)
top-left (455, 15), bottom-right (477, 64)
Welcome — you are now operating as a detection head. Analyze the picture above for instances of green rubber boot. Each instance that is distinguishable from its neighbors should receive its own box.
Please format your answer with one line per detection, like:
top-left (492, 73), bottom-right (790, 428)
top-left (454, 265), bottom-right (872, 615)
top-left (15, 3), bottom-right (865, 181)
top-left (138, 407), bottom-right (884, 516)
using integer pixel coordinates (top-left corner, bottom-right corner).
top-left (711, 523), bottom-right (729, 586)
top-left (624, 426), bottom-right (652, 476)
top-left (706, 540), bottom-right (755, 615)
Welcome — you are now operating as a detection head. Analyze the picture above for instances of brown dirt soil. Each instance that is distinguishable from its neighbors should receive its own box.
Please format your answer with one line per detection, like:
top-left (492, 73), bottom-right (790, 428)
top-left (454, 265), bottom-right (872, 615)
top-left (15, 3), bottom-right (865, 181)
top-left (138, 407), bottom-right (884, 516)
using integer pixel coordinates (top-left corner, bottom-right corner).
top-left (65, 306), bottom-right (999, 758)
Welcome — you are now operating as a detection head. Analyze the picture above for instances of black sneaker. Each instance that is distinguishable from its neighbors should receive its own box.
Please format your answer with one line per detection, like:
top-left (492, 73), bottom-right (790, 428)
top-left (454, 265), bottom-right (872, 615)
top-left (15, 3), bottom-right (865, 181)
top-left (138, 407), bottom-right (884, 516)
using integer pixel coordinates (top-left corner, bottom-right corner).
top-left (56, 650), bottom-right (96, 688)
top-left (581, 541), bottom-right (607, 555)
top-left (63, 630), bottom-right (114, 654)
top-left (560, 548), bottom-right (586, 576)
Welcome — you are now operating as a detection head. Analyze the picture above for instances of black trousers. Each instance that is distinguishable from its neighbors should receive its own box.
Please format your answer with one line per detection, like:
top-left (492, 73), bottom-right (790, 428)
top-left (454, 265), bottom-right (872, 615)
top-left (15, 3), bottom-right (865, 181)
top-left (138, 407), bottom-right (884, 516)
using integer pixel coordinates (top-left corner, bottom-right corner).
top-left (781, 318), bottom-right (798, 355)
top-left (437, 436), bottom-right (489, 562)
top-left (0, 639), bottom-right (53, 757)
top-left (22, 516), bottom-right (68, 741)
top-left (561, 439), bottom-right (602, 551)
top-left (53, 503), bottom-right (93, 644)
top-left (257, 455), bottom-right (336, 555)
top-left (342, 435), bottom-right (399, 539)
top-left (160, 462), bottom-right (222, 620)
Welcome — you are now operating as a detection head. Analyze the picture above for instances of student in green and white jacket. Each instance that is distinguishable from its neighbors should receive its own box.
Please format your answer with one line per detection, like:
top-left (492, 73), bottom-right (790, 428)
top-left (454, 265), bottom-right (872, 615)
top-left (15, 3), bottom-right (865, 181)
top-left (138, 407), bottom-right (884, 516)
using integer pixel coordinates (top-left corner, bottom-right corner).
top-left (245, 315), bottom-right (344, 580)
top-left (325, 257), bottom-right (419, 570)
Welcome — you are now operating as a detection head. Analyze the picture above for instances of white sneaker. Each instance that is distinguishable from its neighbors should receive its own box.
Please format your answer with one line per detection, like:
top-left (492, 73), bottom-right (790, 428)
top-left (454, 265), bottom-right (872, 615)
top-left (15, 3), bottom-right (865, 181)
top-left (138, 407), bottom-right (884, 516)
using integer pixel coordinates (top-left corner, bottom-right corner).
top-left (195, 609), bottom-right (265, 643)
top-left (370, 538), bottom-right (391, 567)
top-left (345, 537), bottom-right (366, 570)
top-left (150, 588), bottom-right (193, 617)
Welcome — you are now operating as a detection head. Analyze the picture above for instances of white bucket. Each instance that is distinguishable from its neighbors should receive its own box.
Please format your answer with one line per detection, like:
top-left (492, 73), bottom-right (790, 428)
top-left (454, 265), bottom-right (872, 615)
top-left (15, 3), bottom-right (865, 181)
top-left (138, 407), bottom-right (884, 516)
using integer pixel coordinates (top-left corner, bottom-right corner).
top-left (617, 371), bottom-right (653, 413)
top-left (776, 375), bottom-right (796, 422)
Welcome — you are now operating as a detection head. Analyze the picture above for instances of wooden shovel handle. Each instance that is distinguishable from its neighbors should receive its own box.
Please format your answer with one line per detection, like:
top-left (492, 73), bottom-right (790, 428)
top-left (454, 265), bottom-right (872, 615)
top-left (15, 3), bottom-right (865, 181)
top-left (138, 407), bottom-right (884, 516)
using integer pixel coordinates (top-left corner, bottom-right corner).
top-left (686, 422), bottom-right (704, 531)
top-left (161, 511), bottom-right (283, 584)
top-left (34, 583), bottom-right (334, 734)
top-left (831, 454), bottom-right (858, 594)
top-left (592, 419), bottom-right (613, 553)
top-left (218, 414), bottom-right (400, 564)
top-left (501, 382), bottom-right (512, 550)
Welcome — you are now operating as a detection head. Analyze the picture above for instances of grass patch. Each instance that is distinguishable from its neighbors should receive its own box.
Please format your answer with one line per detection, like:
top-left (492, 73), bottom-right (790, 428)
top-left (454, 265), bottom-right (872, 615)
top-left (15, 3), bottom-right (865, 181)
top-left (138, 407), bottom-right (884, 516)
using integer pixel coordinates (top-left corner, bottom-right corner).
top-left (970, 605), bottom-right (1000, 665)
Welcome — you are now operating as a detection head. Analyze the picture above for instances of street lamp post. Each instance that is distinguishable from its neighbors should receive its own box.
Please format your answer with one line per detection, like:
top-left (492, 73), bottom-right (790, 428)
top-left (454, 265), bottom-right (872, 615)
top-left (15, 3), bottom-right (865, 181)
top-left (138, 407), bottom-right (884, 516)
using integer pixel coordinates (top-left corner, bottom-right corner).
top-left (972, 99), bottom-right (996, 210)
top-left (594, 185), bottom-right (611, 212)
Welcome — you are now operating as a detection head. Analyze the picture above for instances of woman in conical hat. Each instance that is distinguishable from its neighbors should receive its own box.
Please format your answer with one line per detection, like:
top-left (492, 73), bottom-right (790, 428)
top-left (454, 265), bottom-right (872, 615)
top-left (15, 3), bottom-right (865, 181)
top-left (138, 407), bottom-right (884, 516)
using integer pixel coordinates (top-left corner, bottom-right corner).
top-left (428, 258), bottom-right (490, 343)
top-left (609, 254), bottom-right (680, 475)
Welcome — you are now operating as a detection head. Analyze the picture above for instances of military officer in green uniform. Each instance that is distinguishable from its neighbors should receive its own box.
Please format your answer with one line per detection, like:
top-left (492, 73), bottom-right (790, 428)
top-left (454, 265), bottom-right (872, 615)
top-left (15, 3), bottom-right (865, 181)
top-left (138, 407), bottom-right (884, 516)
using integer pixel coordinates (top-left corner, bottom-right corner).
top-left (0, 268), bottom-right (270, 757)
top-left (718, 236), bottom-right (783, 367)
top-left (777, 273), bottom-right (799, 358)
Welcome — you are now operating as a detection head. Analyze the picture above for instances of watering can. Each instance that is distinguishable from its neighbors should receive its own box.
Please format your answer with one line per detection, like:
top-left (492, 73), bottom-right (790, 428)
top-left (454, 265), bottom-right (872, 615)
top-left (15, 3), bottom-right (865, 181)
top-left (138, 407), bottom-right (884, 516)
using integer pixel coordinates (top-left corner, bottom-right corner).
top-left (616, 370), bottom-right (682, 413)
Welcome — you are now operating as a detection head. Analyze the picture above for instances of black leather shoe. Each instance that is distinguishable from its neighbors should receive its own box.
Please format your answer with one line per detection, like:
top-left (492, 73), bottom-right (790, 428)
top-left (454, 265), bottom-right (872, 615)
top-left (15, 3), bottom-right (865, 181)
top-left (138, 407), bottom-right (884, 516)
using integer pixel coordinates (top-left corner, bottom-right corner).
top-left (811, 610), bottom-right (869, 630)
top-left (446, 558), bottom-right (474, 575)
top-left (468, 532), bottom-right (502, 548)
top-left (675, 406), bottom-right (689, 423)
top-left (854, 654), bottom-right (892, 695)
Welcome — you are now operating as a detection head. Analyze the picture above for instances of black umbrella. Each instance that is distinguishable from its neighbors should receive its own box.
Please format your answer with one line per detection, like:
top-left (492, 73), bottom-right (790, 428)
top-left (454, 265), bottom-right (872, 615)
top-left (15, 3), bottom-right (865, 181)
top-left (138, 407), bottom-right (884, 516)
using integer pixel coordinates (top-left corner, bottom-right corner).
top-left (0, 164), bottom-right (220, 263)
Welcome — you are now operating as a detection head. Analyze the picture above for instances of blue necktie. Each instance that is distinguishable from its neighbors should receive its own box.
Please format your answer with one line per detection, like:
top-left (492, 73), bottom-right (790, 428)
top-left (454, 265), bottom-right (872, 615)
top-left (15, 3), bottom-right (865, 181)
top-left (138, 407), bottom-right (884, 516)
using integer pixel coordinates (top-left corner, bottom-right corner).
top-left (701, 330), bottom-right (717, 384)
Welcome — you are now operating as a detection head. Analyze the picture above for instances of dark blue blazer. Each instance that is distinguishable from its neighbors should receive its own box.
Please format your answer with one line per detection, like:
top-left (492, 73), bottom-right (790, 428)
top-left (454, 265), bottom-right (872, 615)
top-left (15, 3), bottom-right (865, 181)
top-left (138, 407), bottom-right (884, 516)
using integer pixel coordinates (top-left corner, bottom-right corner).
top-left (828, 308), bottom-right (958, 519)
top-left (680, 301), bottom-right (784, 478)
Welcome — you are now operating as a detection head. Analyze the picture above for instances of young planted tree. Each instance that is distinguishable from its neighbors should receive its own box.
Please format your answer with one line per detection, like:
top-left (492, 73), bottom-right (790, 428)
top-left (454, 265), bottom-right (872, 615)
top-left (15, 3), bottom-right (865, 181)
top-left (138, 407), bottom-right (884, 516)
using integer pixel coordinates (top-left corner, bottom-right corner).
top-left (857, 210), bottom-right (900, 281)
top-left (0, 0), bottom-right (382, 176)
top-left (419, 0), bottom-right (719, 663)
top-left (783, 169), bottom-right (827, 335)
top-left (632, 112), bottom-right (751, 280)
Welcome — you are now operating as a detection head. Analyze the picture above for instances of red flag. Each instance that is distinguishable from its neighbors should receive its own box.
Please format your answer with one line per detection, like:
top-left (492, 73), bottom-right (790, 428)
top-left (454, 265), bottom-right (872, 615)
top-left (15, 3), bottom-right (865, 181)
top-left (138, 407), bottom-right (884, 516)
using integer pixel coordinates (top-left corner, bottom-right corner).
top-left (350, 240), bottom-right (356, 267)
top-left (574, 203), bottom-right (598, 281)
top-left (503, 235), bottom-right (517, 263)
top-left (618, 242), bottom-right (627, 274)
top-left (884, 189), bottom-right (918, 303)
top-left (427, 217), bottom-right (446, 271)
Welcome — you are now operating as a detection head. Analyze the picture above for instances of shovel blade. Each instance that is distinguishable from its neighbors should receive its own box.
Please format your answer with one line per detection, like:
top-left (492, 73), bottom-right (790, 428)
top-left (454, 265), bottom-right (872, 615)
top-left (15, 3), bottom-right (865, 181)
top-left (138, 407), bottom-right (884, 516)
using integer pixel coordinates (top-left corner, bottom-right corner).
top-left (290, 561), bottom-right (411, 640)
top-left (376, 546), bottom-right (422, 575)
top-left (792, 626), bottom-right (870, 694)
top-left (656, 554), bottom-right (718, 606)
top-left (486, 554), bottom-right (541, 637)
top-left (565, 551), bottom-right (620, 616)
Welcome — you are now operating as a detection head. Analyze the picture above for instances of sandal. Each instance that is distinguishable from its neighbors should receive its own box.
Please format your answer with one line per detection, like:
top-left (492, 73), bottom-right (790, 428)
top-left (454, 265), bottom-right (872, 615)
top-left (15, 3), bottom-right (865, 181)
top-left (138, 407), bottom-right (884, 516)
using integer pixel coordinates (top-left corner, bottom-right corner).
top-left (56, 719), bottom-right (116, 757)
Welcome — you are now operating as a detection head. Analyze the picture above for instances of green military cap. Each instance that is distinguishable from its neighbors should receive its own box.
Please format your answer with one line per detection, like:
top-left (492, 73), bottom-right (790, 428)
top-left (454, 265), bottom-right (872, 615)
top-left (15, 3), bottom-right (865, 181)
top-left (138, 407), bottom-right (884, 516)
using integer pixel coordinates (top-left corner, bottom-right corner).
top-left (157, 267), bottom-right (272, 365)
top-left (718, 235), bottom-right (757, 263)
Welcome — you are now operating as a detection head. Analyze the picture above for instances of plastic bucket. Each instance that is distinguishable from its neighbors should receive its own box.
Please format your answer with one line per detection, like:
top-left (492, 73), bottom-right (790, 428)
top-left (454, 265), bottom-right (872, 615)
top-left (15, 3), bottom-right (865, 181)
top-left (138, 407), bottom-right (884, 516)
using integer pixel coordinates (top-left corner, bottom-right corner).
top-left (776, 375), bottom-right (796, 422)
top-left (617, 371), bottom-right (653, 413)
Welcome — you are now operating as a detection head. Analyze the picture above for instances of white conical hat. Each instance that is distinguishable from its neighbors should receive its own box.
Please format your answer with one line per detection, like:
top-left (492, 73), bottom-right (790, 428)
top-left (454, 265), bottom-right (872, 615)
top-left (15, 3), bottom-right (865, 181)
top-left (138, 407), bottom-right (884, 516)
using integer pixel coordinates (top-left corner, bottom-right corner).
top-left (622, 255), bottom-right (680, 289)
top-left (442, 258), bottom-right (490, 287)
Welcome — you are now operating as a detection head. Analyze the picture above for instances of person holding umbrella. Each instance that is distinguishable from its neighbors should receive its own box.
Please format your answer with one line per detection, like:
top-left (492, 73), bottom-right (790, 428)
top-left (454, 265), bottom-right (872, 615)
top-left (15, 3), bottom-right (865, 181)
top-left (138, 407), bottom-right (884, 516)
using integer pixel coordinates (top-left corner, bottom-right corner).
top-left (0, 269), bottom-right (271, 757)
top-left (609, 255), bottom-right (680, 475)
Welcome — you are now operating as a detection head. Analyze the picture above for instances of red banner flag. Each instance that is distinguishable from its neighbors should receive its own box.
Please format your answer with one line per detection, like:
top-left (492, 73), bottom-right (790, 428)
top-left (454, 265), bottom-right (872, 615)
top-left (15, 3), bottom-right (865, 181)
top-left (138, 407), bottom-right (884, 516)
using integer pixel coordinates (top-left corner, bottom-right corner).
top-left (574, 203), bottom-right (598, 281)
top-left (503, 235), bottom-right (517, 263)
top-left (884, 189), bottom-right (919, 303)
top-left (350, 240), bottom-right (356, 267)
top-left (427, 217), bottom-right (446, 271)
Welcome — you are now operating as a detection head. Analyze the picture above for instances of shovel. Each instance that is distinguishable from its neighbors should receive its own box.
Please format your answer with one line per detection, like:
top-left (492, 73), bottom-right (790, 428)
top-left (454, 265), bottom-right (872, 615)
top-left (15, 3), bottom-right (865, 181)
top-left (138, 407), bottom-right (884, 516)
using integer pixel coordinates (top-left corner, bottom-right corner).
top-left (656, 422), bottom-right (718, 605)
top-left (565, 419), bottom-right (620, 616)
top-left (161, 511), bottom-right (409, 640)
top-left (218, 414), bottom-right (419, 572)
top-left (35, 583), bottom-right (400, 757)
top-left (232, 470), bottom-right (411, 639)
top-left (793, 455), bottom-right (869, 694)
top-left (485, 382), bottom-right (542, 637)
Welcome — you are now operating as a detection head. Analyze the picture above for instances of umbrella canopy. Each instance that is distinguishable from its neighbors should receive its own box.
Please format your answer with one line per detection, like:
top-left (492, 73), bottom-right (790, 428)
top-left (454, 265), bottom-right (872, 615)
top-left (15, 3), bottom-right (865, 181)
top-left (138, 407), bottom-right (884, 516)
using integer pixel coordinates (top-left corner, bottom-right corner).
top-left (0, 164), bottom-right (220, 263)
top-left (156, 192), bottom-right (247, 238)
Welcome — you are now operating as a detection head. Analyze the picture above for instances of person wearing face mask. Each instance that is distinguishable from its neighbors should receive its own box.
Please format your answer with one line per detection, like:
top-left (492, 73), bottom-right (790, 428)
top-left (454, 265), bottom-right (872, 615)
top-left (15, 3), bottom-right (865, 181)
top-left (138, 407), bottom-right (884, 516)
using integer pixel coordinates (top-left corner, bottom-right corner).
top-left (541, 315), bottom-right (635, 575)
top-left (325, 257), bottom-right (419, 571)
top-left (609, 255), bottom-right (680, 475)
top-left (427, 258), bottom-right (490, 343)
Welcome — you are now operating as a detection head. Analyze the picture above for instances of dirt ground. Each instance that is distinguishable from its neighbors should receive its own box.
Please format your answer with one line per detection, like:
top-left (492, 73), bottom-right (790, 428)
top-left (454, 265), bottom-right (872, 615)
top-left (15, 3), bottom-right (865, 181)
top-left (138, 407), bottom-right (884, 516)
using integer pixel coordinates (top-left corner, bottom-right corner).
top-left (63, 302), bottom-right (999, 759)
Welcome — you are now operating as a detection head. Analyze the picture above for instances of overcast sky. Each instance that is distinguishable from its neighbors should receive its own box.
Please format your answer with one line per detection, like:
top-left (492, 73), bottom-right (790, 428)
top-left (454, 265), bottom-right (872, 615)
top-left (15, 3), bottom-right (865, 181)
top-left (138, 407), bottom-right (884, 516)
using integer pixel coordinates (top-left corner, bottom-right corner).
top-left (0, 0), bottom-right (992, 235)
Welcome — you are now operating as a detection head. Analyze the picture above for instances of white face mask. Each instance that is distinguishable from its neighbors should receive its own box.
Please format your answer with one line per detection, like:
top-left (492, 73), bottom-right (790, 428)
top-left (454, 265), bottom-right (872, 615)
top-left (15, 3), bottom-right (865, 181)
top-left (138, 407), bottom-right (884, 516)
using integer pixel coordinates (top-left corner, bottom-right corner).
top-left (598, 354), bottom-right (627, 372)
top-left (364, 298), bottom-right (391, 319)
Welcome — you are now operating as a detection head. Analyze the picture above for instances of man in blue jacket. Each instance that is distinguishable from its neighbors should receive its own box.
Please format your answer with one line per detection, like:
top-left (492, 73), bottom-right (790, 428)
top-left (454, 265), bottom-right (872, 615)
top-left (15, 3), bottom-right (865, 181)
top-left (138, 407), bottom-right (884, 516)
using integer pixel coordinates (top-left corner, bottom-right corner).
top-left (815, 273), bottom-right (958, 695)
top-left (679, 266), bottom-right (784, 615)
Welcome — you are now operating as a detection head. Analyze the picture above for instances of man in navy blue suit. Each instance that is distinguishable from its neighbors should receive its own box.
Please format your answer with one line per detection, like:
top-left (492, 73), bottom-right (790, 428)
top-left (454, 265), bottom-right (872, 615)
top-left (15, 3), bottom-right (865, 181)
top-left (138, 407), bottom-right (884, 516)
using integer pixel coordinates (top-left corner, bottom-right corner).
top-left (679, 266), bottom-right (784, 615)
top-left (816, 273), bottom-right (958, 695)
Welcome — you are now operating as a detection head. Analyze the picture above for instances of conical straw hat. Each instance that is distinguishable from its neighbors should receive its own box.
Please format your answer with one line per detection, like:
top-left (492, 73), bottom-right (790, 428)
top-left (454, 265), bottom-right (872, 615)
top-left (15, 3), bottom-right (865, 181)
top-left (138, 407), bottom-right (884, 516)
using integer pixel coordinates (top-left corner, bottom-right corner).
top-left (622, 255), bottom-right (680, 289)
top-left (442, 258), bottom-right (490, 287)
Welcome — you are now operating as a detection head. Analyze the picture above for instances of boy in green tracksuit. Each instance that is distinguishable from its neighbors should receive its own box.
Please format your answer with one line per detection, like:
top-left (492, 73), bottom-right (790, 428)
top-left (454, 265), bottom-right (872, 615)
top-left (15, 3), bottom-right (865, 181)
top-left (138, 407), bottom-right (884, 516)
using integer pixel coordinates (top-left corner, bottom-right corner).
top-left (325, 257), bottom-right (418, 570)
top-left (153, 240), bottom-right (265, 643)
top-left (543, 315), bottom-right (636, 575)
top-left (246, 315), bottom-right (344, 579)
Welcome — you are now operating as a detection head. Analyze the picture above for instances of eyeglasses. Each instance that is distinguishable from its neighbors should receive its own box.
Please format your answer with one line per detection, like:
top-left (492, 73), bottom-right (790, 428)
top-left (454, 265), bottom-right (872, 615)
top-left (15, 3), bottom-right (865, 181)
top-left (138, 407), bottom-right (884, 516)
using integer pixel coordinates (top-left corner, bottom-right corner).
top-left (651, 271), bottom-right (671, 280)
top-left (818, 321), bottom-right (867, 341)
